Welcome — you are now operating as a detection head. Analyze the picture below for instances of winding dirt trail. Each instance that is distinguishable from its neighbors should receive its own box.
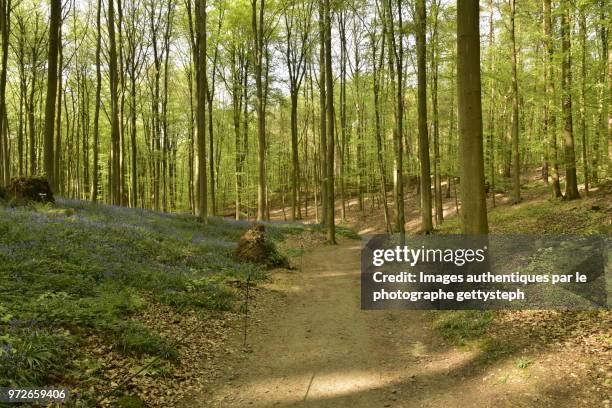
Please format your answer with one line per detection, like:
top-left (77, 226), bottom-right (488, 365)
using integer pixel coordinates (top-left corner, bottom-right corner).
top-left (199, 238), bottom-right (586, 408)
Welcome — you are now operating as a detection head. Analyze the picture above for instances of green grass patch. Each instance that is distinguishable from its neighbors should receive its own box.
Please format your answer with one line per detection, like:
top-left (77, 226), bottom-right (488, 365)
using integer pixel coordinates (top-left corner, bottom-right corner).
top-left (310, 223), bottom-right (361, 240)
top-left (112, 321), bottom-right (178, 361)
top-left (429, 310), bottom-right (495, 347)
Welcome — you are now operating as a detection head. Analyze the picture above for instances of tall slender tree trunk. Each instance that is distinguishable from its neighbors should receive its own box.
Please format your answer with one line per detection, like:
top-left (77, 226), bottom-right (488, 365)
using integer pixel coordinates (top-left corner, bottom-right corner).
top-left (318, 2), bottom-right (327, 226)
top-left (108, 0), bottom-right (121, 205)
top-left (579, 7), bottom-right (588, 195)
top-left (28, 62), bottom-right (37, 176)
top-left (92, 0), bottom-right (102, 202)
top-left (252, 0), bottom-right (267, 221)
top-left (207, 83), bottom-right (216, 216)
top-left (196, 0), bottom-right (208, 219)
top-left (44, 0), bottom-right (62, 191)
top-left (544, 0), bottom-right (562, 198)
top-left (161, 8), bottom-right (173, 212)
top-left (54, 33), bottom-right (63, 194)
top-left (117, 0), bottom-right (126, 206)
top-left (81, 70), bottom-right (90, 199)
top-left (323, 0), bottom-right (335, 243)
top-left (206, 21), bottom-right (220, 216)
top-left (130, 73), bottom-right (138, 207)
top-left (282, 0), bottom-right (312, 221)
top-left (592, 6), bottom-right (601, 181)
top-left (592, 0), bottom-right (607, 183)
top-left (230, 47), bottom-right (244, 220)
top-left (372, 20), bottom-right (391, 234)
top-left (386, 0), bottom-right (405, 241)
top-left (339, 10), bottom-right (347, 221)
top-left (290, 90), bottom-right (300, 220)
top-left (431, 0), bottom-right (443, 223)
top-left (457, 0), bottom-right (489, 234)
top-left (17, 29), bottom-right (25, 177)
top-left (560, 0), bottom-right (579, 199)
top-left (0, 0), bottom-right (10, 186)
top-left (487, 0), bottom-right (496, 207)
top-left (416, 0), bottom-right (433, 232)
top-left (510, 0), bottom-right (521, 204)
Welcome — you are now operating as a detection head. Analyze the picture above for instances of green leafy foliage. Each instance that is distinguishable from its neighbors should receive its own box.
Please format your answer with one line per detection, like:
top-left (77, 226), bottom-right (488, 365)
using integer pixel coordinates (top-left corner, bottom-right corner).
top-left (0, 326), bottom-right (71, 387)
top-left (0, 199), bottom-right (301, 387)
top-left (515, 356), bottom-right (533, 369)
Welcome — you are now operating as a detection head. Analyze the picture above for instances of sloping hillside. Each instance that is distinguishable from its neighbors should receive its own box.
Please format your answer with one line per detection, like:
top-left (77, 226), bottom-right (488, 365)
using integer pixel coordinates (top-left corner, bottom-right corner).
top-left (0, 199), bottom-right (326, 406)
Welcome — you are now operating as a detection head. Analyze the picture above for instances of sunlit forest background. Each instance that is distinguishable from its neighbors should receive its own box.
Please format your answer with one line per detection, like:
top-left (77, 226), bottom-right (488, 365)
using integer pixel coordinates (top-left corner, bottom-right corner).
top-left (0, 0), bottom-right (608, 224)
top-left (0, 0), bottom-right (610, 405)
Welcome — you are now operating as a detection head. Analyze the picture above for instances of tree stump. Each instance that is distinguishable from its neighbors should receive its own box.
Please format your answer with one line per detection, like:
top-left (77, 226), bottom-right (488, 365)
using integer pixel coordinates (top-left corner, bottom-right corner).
top-left (234, 224), bottom-right (288, 268)
top-left (8, 176), bottom-right (55, 204)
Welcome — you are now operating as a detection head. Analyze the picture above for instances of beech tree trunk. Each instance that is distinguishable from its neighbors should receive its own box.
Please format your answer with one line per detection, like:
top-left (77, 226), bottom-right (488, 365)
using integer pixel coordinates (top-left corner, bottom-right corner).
top-left (372, 12), bottom-right (391, 234)
top-left (196, 0), bottom-right (208, 219)
top-left (385, 0), bottom-right (405, 242)
top-left (92, 0), bottom-right (102, 202)
top-left (579, 7), bottom-right (588, 195)
top-left (323, 0), bottom-right (335, 243)
top-left (544, 0), bottom-right (562, 198)
top-left (43, 0), bottom-right (61, 191)
top-left (487, 0), bottom-right (496, 207)
top-left (510, 0), bottom-right (521, 203)
top-left (457, 0), bottom-right (489, 234)
top-left (416, 0), bottom-right (433, 232)
top-left (252, 0), bottom-right (267, 221)
top-left (560, 0), bottom-right (579, 199)
top-left (431, 0), bottom-right (443, 223)
top-left (0, 0), bottom-right (10, 186)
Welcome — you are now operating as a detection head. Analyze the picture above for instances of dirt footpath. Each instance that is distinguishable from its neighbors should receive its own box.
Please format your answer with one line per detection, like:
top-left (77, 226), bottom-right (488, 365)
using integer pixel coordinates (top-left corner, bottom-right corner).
top-left (200, 239), bottom-right (601, 408)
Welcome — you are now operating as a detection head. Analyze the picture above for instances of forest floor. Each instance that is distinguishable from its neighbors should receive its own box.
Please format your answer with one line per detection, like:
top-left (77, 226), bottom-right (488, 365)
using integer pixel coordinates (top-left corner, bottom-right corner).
top-left (199, 238), bottom-right (609, 407)
top-left (199, 176), bottom-right (611, 407)
top-left (1, 175), bottom-right (609, 407)
top-left (0, 199), bottom-right (354, 407)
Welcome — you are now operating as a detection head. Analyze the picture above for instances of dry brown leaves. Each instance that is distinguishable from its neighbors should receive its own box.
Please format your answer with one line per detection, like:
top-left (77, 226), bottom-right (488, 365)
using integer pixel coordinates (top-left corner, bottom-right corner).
top-left (73, 302), bottom-right (243, 407)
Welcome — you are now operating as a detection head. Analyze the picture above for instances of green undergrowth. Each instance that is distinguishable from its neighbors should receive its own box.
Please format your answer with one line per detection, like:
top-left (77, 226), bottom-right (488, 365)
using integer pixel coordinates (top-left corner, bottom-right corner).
top-left (0, 198), bottom-right (309, 389)
top-left (428, 181), bottom-right (611, 351)
top-left (269, 222), bottom-right (360, 241)
top-left (331, 225), bottom-right (362, 240)
top-left (436, 183), bottom-right (611, 235)
top-left (429, 310), bottom-right (496, 348)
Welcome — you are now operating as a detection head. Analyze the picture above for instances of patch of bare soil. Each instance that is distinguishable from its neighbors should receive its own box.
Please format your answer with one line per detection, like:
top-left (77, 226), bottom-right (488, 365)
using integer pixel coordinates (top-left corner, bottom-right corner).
top-left (196, 239), bottom-right (610, 407)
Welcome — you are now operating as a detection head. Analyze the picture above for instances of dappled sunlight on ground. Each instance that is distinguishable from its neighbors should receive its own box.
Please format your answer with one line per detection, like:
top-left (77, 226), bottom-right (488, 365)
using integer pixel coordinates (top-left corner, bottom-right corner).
top-left (204, 177), bottom-right (610, 407)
